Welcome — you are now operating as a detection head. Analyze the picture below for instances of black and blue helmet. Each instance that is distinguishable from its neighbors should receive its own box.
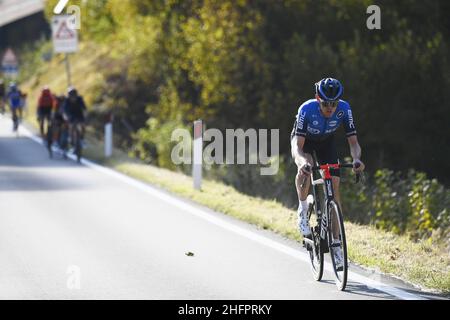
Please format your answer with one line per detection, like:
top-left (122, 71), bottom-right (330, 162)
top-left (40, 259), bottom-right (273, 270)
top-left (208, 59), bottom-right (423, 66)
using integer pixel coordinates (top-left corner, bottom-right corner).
top-left (315, 78), bottom-right (343, 101)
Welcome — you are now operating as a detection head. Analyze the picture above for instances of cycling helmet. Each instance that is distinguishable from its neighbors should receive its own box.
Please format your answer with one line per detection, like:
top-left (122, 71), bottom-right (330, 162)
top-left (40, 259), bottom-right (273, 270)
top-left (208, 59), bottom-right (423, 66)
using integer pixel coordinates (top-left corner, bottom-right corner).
top-left (67, 86), bottom-right (78, 97)
top-left (9, 82), bottom-right (17, 91)
top-left (42, 86), bottom-right (51, 95)
top-left (315, 78), bottom-right (343, 101)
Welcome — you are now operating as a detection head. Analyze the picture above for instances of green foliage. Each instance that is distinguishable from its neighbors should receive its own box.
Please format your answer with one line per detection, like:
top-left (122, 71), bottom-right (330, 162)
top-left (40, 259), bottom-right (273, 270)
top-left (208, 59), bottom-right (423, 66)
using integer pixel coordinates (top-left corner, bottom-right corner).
top-left (347, 169), bottom-right (450, 243)
top-left (372, 169), bottom-right (410, 234)
top-left (133, 114), bottom-right (189, 171)
top-left (407, 172), bottom-right (450, 241)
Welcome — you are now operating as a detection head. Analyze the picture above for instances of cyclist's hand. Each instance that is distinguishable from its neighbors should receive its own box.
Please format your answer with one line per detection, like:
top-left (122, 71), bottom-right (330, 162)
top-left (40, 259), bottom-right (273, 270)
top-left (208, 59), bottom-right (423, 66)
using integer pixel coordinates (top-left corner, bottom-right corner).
top-left (352, 159), bottom-right (365, 173)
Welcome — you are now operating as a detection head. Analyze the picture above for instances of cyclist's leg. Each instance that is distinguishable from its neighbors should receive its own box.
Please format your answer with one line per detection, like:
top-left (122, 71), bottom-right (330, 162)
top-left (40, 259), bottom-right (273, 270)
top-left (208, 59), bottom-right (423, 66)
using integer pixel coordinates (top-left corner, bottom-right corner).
top-left (292, 137), bottom-right (317, 236)
top-left (11, 106), bottom-right (18, 130)
top-left (44, 108), bottom-right (52, 136)
top-left (38, 109), bottom-right (45, 136)
top-left (291, 137), bottom-right (314, 202)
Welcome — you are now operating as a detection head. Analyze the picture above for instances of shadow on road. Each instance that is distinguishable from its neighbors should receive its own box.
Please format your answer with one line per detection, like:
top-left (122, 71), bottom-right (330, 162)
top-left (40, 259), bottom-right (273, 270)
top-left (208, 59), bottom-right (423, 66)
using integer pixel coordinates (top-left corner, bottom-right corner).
top-left (0, 169), bottom-right (90, 191)
top-left (318, 279), bottom-right (395, 299)
top-left (0, 136), bottom-right (85, 168)
top-left (0, 136), bottom-right (91, 191)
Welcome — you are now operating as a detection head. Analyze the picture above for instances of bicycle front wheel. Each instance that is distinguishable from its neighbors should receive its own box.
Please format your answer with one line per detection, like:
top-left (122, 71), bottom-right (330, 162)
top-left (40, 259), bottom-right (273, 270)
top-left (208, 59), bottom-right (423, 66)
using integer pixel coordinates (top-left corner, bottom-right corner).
top-left (327, 200), bottom-right (348, 291)
top-left (307, 200), bottom-right (323, 281)
top-left (74, 126), bottom-right (82, 163)
top-left (46, 122), bottom-right (53, 158)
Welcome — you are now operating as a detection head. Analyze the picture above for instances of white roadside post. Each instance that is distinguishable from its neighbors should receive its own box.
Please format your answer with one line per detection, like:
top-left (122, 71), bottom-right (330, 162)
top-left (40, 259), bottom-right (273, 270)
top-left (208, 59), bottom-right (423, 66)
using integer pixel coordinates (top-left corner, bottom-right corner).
top-left (104, 112), bottom-right (113, 158)
top-left (193, 120), bottom-right (203, 190)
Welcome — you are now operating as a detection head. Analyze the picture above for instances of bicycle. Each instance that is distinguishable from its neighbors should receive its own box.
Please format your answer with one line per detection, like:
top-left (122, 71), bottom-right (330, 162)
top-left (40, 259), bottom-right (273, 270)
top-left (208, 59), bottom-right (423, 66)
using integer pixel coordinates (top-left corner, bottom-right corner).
top-left (45, 118), bottom-right (54, 158)
top-left (70, 120), bottom-right (83, 163)
top-left (302, 157), bottom-right (362, 291)
top-left (0, 97), bottom-right (5, 114)
top-left (11, 108), bottom-right (20, 133)
top-left (58, 121), bottom-right (70, 160)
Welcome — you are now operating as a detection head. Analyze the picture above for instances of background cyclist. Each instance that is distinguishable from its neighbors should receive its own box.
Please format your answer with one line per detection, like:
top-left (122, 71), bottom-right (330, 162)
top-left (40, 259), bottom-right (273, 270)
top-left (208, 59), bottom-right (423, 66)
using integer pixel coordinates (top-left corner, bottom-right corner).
top-left (6, 82), bottom-right (24, 131)
top-left (62, 87), bottom-right (87, 147)
top-left (290, 78), bottom-right (365, 264)
top-left (37, 86), bottom-right (55, 138)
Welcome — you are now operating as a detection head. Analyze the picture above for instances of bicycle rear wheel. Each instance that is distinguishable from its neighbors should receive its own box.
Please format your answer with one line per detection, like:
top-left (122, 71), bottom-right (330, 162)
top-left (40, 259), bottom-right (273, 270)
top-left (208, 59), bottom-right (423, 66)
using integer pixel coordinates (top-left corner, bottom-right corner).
top-left (46, 121), bottom-right (53, 158)
top-left (74, 125), bottom-right (82, 163)
top-left (59, 126), bottom-right (69, 159)
top-left (327, 200), bottom-right (348, 291)
top-left (306, 200), bottom-right (324, 281)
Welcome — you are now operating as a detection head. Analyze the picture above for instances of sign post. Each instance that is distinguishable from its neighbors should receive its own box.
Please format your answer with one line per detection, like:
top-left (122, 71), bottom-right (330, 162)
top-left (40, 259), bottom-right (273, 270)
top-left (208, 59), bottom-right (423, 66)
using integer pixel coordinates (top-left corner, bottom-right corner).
top-left (51, 15), bottom-right (78, 87)
top-left (1, 48), bottom-right (19, 79)
top-left (193, 120), bottom-right (203, 190)
top-left (64, 54), bottom-right (72, 87)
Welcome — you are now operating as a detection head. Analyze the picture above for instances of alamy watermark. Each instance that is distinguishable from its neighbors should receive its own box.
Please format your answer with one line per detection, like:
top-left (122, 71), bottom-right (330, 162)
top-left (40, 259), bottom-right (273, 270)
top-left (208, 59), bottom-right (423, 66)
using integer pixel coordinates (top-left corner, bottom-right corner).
top-left (66, 265), bottom-right (81, 290)
top-left (366, 5), bottom-right (381, 30)
top-left (54, 0), bottom-right (81, 30)
top-left (171, 128), bottom-right (280, 176)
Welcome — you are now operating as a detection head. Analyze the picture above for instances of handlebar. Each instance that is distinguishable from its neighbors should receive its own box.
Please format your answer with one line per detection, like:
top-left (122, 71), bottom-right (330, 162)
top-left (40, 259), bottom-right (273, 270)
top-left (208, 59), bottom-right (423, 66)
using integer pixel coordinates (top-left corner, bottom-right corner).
top-left (305, 162), bottom-right (363, 184)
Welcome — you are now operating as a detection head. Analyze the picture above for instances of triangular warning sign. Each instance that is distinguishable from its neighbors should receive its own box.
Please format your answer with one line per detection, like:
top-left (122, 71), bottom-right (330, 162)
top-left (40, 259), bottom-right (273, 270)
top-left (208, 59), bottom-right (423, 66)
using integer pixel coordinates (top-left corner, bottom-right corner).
top-left (55, 21), bottom-right (74, 40)
top-left (2, 48), bottom-right (18, 66)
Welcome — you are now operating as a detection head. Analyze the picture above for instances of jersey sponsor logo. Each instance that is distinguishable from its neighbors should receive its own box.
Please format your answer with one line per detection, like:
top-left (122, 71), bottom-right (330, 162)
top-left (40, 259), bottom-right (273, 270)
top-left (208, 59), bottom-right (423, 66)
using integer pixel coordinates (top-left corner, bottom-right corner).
top-left (348, 110), bottom-right (355, 129)
top-left (313, 120), bottom-right (319, 125)
top-left (325, 128), bottom-right (337, 134)
top-left (298, 111), bottom-right (306, 130)
top-left (329, 120), bottom-right (337, 127)
top-left (336, 110), bottom-right (344, 119)
top-left (307, 126), bottom-right (320, 134)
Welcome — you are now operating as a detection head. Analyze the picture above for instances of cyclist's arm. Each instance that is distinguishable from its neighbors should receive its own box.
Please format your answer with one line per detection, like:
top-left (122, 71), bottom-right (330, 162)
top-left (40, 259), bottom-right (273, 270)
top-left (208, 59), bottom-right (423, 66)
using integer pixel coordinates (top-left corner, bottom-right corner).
top-left (347, 135), bottom-right (361, 160)
top-left (347, 135), bottom-right (365, 171)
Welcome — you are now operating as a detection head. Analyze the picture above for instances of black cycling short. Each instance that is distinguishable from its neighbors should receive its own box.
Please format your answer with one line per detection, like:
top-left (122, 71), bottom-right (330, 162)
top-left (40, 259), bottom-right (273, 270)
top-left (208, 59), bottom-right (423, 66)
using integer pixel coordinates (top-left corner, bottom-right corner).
top-left (67, 113), bottom-right (85, 124)
top-left (292, 135), bottom-right (341, 177)
top-left (38, 106), bottom-right (52, 120)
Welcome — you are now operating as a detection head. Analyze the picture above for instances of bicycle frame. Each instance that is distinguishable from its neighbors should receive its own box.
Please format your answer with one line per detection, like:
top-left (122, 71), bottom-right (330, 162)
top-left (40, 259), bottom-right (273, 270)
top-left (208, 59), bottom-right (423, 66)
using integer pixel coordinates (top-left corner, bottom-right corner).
top-left (310, 164), bottom-right (339, 241)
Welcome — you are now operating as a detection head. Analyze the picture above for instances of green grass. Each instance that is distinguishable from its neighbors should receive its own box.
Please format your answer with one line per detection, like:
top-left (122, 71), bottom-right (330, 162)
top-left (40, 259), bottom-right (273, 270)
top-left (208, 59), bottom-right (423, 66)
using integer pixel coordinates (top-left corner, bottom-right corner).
top-left (20, 41), bottom-right (450, 296)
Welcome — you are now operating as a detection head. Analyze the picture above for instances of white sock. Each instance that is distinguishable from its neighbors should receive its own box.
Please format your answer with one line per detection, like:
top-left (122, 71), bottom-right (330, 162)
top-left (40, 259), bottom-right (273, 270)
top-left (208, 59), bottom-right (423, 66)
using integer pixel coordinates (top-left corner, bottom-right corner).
top-left (298, 200), bottom-right (308, 213)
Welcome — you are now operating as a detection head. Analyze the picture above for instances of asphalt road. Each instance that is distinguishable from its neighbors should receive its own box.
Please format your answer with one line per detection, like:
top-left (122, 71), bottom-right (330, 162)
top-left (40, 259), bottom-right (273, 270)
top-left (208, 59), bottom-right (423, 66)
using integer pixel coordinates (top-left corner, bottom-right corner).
top-left (0, 115), bottom-right (435, 300)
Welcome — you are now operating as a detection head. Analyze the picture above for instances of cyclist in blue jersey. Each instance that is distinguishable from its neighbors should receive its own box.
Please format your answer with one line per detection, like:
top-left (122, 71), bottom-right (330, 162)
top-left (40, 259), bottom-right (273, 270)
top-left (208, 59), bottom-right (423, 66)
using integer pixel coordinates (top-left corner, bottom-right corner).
top-left (6, 82), bottom-right (25, 131)
top-left (290, 78), bottom-right (365, 241)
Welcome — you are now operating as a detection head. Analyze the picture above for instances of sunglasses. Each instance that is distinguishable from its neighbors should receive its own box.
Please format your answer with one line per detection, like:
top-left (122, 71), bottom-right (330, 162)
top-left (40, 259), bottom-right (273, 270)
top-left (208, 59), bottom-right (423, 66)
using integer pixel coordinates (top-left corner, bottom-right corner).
top-left (319, 100), bottom-right (338, 108)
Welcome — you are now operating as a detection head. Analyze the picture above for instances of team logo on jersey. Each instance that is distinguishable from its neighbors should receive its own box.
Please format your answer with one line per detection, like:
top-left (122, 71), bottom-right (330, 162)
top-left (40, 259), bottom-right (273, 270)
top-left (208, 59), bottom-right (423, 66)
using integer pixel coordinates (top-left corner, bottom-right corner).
top-left (307, 126), bottom-right (320, 134)
top-left (298, 111), bottom-right (306, 130)
top-left (348, 110), bottom-right (355, 129)
top-left (336, 111), bottom-right (344, 119)
top-left (329, 120), bottom-right (337, 127)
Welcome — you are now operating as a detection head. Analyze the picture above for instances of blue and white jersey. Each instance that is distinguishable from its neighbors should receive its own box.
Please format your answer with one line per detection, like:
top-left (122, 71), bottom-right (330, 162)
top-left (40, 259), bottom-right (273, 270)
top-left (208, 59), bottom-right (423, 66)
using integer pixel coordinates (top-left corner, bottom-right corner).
top-left (7, 90), bottom-right (22, 109)
top-left (292, 99), bottom-right (357, 141)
